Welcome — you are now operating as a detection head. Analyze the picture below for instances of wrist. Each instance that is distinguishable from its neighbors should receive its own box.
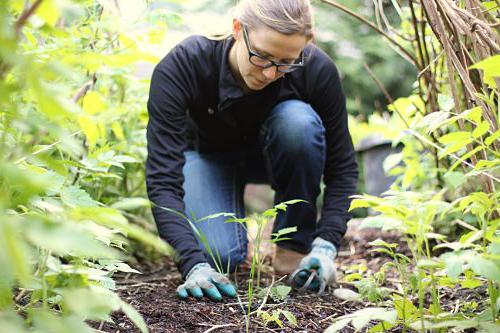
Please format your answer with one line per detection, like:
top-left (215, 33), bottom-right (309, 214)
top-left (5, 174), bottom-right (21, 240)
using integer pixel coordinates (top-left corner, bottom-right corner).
top-left (186, 262), bottom-right (211, 280)
top-left (311, 237), bottom-right (337, 260)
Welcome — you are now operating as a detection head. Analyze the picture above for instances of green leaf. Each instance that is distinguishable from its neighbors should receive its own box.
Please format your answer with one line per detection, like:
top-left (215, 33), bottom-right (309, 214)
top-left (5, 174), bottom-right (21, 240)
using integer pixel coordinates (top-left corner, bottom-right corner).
top-left (31, 309), bottom-right (94, 333)
top-left (82, 91), bottom-right (107, 115)
top-left (438, 131), bottom-right (472, 145)
top-left (333, 288), bottom-right (361, 301)
top-left (24, 220), bottom-right (119, 258)
top-left (36, 0), bottom-right (61, 26)
top-left (472, 121), bottom-right (490, 138)
top-left (443, 171), bottom-right (466, 188)
top-left (479, 321), bottom-right (500, 332)
top-left (60, 287), bottom-right (120, 321)
top-left (73, 207), bottom-right (173, 255)
top-left (383, 152), bottom-right (402, 172)
top-left (369, 321), bottom-right (395, 333)
top-left (349, 198), bottom-right (371, 211)
top-left (413, 111), bottom-right (449, 134)
top-left (72, 207), bottom-right (127, 225)
top-left (469, 255), bottom-right (500, 281)
top-left (409, 319), bottom-right (479, 330)
top-left (485, 130), bottom-right (500, 146)
top-left (262, 208), bottom-right (277, 218)
top-left (0, 218), bottom-right (33, 290)
top-left (273, 226), bottom-right (297, 238)
top-left (119, 299), bottom-right (148, 333)
top-left (111, 198), bottom-right (151, 211)
top-left (437, 94), bottom-right (454, 112)
top-left (278, 199), bottom-right (306, 206)
top-left (197, 212), bottom-right (236, 223)
top-left (325, 318), bottom-right (352, 333)
top-left (439, 138), bottom-right (474, 158)
top-left (280, 310), bottom-right (297, 327)
top-left (470, 55), bottom-right (500, 77)
top-left (460, 277), bottom-right (483, 289)
top-left (417, 259), bottom-right (443, 269)
top-left (360, 217), bottom-right (401, 230)
top-left (351, 307), bottom-right (396, 329)
top-left (449, 146), bottom-right (483, 172)
top-left (441, 252), bottom-right (465, 278)
top-left (369, 239), bottom-right (398, 248)
top-left (0, 310), bottom-right (26, 333)
top-left (60, 185), bottom-right (98, 208)
top-left (394, 297), bottom-right (418, 321)
top-left (462, 106), bottom-right (483, 124)
top-left (271, 285), bottom-right (291, 300)
top-left (78, 115), bottom-right (100, 149)
top-left (99, 260), bottom-right (141, 274)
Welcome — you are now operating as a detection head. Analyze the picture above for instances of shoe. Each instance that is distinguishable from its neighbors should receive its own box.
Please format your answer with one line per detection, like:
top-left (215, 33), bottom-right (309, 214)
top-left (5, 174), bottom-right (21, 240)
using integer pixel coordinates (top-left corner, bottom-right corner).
top-left (272, 245), bottom-right (307, 275)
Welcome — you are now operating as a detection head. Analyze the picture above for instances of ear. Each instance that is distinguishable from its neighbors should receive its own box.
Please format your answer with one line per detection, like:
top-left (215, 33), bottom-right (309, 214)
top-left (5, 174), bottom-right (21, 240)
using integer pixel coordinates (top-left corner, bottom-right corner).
top-left (232, 18), bottom-right (242, 40)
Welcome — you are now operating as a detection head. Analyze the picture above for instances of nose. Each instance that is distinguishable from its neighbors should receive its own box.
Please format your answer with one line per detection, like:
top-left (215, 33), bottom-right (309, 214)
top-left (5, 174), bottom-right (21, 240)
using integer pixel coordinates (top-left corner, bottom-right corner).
top-left (262, 66), bottom-right (277, 80)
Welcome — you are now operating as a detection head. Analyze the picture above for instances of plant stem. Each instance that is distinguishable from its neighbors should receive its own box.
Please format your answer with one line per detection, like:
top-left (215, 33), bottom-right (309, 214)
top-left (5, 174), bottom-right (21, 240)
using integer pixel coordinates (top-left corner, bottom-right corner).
top-left (488, 281), bottom-right (498, 323)
top-left (39, 249), bottom-right (49, 309)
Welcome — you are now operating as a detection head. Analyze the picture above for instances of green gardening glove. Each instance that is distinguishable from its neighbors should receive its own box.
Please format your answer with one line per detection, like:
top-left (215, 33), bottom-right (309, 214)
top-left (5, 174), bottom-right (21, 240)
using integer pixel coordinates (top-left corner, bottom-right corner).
top-left (177, 263), bottom-right (237, 301)
top-left (289, 237), bottom-right (337, 294)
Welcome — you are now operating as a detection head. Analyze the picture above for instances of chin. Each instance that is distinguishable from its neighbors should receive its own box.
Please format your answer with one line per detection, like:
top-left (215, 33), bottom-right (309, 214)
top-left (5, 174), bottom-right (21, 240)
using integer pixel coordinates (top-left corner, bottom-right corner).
top-left (245, 78), bottom-right (267, 91)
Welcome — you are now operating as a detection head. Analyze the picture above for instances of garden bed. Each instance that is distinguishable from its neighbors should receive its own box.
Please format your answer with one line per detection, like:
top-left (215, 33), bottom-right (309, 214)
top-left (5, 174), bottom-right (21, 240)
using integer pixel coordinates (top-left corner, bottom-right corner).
top-left (92, 222), bottom-right (409, 332)
top-left (92, 220), bottom-right (488, 333)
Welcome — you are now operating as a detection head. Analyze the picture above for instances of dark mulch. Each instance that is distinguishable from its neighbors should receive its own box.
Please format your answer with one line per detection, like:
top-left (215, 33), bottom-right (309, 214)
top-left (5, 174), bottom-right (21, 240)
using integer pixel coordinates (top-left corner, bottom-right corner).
top-left (91, 222), bottom-right (485, 332)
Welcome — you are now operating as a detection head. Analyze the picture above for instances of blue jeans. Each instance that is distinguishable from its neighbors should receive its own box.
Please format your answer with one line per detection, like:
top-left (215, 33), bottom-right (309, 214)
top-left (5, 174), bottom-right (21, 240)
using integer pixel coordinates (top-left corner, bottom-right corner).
top-left (183, 100), bottom-right (326, 272)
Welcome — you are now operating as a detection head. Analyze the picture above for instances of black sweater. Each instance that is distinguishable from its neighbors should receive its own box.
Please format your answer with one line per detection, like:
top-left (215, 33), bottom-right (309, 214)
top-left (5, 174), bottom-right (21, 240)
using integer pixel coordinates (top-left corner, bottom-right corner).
top-left (146, 35), bottom-right (358, 278)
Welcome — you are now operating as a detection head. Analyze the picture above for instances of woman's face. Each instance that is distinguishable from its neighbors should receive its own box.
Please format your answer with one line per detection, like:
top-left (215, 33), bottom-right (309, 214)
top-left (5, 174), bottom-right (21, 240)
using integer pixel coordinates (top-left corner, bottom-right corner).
top-left (231, 20), bottom-right (308, 91)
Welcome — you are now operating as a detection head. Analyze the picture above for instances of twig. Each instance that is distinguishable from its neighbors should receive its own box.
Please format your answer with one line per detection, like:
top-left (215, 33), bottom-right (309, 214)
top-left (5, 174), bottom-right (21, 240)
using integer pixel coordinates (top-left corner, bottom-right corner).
top-left (408, 129), bottom-right (500, 184)
top-left (15, 289), bottom-right (28, 302)
top-left (362, 64), bottom-right (411, 129)
top-left (14, 130), bottom-right (83, 165)
top-left (417, 50), bottom-right (444, 78)
top-left (118, 276), bottom-right (176, 285)
top-left (319, 0), bottom-right (419, 68)
top-left (452, 219), bottom-right (479, 232)
top-left (249, 275), bottom-right (288, 316)
top-left (15, 0), bottom-right (44, 38)
top-left (201, 323), bottom-right (237, 333)
top-left (72, 75), bottom-right (97, 103)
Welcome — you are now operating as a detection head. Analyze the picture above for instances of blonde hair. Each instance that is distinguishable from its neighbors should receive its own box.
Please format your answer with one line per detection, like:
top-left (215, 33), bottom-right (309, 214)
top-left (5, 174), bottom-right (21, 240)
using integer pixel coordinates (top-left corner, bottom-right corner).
top-left (208, 0), bottom-right (314, 40)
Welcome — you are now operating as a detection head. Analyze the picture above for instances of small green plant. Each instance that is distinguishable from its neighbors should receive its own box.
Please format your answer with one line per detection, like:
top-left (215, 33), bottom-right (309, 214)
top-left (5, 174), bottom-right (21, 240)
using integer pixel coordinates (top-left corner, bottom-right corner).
top-left (226, 199), bottom-right (303, 332)
top-left (155, 200), bottom-right (302, 333)
top-left (325, 307), bottom-right (398, 333)
top-left (257, 308), bottom-right (298, 329)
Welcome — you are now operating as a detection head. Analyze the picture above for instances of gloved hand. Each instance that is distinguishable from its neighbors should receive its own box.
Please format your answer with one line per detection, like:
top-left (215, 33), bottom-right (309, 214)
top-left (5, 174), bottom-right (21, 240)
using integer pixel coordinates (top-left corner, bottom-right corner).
top-left (176, 262), bottom-right (237, 301)
top-left (289, 237), bottom-right (337, 294)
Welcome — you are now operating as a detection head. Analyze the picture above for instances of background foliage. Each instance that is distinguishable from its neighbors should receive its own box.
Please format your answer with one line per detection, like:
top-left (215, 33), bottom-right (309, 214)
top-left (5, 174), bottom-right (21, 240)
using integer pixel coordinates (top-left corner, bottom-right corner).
top-left (0, 0), bottom-right (173, 331)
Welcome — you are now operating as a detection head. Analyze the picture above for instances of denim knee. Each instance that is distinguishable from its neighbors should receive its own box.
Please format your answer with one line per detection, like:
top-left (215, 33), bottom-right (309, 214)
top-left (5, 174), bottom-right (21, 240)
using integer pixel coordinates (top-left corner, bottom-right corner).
top-left (205, 244), bottom-right (247, 273)
top-left (263, 99), bottom-right (326, 157)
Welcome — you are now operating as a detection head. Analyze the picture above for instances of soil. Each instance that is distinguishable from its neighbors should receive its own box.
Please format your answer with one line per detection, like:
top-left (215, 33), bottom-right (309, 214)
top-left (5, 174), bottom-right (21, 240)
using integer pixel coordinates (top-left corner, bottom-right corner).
top-left (92, 220), bottom-right (486, 333)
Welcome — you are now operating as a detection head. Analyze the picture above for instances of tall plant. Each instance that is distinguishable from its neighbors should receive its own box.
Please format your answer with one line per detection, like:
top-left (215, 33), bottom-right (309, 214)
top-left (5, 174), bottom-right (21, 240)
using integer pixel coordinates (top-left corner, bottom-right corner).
top-left (321, 0), bottom-right (499, 331)
top-left (0, 1), bottom-right (174, 332)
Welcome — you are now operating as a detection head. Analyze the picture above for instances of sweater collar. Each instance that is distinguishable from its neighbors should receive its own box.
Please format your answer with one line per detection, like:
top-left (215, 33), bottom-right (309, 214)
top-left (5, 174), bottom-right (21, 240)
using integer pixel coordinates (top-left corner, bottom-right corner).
top-left (218, 37), bottom-right (245, 104)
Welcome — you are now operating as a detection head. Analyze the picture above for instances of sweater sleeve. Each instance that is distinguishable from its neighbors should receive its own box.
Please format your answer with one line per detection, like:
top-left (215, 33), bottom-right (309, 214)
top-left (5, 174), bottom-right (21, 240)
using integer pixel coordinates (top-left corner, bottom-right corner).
top-left (146, 39), bottom-right (208, 278)
top-left (307, 48), bottom-right (359, 249)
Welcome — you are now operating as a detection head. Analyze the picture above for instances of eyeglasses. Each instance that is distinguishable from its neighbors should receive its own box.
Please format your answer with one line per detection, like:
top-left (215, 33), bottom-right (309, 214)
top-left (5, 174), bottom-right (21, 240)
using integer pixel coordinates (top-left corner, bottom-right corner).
top-left (242, 25), bottom-right (305, 73)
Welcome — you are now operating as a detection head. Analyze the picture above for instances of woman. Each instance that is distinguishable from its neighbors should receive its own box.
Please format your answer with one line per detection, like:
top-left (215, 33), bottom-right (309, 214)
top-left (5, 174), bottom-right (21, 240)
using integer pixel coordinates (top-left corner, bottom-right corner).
top-left (146, 0), bottom-right (358, 301)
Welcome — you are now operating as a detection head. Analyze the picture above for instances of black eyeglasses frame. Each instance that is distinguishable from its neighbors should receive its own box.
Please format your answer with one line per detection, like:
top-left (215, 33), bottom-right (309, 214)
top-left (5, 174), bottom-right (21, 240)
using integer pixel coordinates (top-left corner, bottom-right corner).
top-left (241, 25), bottom-right (305, 74)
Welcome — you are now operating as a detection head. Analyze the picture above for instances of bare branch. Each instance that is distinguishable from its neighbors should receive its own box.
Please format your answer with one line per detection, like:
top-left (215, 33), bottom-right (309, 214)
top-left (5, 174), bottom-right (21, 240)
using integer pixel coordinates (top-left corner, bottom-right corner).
top-left (319, 0), bottom-right (420, 69)
top-left (15, 0), bottom-right (44, 38)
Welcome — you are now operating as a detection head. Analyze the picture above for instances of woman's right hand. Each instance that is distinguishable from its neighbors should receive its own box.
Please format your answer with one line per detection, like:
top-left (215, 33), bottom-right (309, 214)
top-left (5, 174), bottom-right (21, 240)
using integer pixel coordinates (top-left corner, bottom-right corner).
top-left (176, 263), bottom-right (237, 301)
